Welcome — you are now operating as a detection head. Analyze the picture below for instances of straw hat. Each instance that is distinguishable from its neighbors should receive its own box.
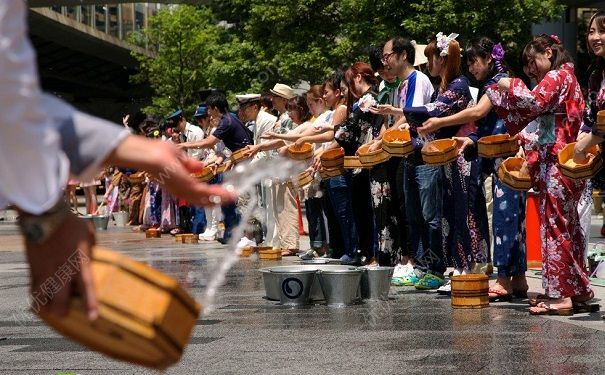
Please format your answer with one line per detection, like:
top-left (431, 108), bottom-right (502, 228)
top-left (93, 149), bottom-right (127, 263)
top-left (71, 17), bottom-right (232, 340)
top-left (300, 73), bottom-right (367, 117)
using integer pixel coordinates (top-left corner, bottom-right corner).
top-left (269, 83), bottom-right (296, 100)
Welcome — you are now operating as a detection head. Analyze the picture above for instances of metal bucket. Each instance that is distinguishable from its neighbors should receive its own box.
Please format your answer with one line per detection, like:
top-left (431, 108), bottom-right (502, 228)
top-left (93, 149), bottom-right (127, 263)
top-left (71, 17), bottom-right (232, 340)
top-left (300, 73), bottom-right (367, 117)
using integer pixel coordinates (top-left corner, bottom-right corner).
top-left (275, 270), bottom-right (316, 306)
top-left (318, 269), bottom-right (362, 307)
top-left (92, 215), bottom-right (110, 231)
top-left (82, 215), bottom-right (94, 226)
top-left (112, 211), bottom-right (129, 227)
top-left (360, 266), bottom-right (394, 300)
top-left (260, 265), bottom-right (355, 301)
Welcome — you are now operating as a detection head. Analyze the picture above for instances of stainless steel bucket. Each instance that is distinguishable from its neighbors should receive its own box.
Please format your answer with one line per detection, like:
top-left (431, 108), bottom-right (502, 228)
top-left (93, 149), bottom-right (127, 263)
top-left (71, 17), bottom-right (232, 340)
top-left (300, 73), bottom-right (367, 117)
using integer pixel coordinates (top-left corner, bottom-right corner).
top-left (276, 269), bottom-right (316, 306)
top-left (92, 215), bottom-right (110, 231)
top-left (318, 269), bottom-right (362, 307)
top-left (360, 266), bottom-right (394, 300)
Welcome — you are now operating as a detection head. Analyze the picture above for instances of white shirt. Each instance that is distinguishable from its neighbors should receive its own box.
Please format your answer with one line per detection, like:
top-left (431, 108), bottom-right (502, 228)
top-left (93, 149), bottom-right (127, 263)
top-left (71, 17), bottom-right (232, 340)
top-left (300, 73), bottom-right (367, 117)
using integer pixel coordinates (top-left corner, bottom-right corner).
top-left (184, 122), bottom-right (205, 160)
top-left (0, 0), bottom-right (129, 214)
top-left (253, 110), bottom-right (277, 161)
top-left (398, 70), bottom-right (434, 108)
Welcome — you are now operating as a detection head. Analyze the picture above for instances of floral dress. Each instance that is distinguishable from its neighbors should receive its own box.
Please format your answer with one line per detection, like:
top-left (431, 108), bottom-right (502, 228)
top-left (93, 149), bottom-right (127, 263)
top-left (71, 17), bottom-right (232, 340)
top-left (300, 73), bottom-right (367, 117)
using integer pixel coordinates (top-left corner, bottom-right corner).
top-left (405, 76), bottom-right (490, 271)
top-left (487, 63), bottom-right (590, 298)
top-left (479, 73), bottom-right (527, 277)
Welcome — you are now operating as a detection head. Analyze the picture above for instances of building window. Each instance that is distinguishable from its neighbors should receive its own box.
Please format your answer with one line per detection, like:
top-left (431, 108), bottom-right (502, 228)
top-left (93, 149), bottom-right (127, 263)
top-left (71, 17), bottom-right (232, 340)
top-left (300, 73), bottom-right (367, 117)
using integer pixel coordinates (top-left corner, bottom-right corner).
top-left (95, 5), bottom-right (107, 33)
top-left (108, 5), bottom-right (120, 38)
top-left (121, 4), bottom-right (135, 40)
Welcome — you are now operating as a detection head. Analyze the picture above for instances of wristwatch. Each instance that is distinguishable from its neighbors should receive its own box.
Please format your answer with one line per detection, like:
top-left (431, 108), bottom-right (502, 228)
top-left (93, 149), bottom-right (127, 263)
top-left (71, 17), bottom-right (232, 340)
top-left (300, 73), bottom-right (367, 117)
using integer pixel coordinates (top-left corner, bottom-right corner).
top-left (18, 200), bottom-right (69, 244)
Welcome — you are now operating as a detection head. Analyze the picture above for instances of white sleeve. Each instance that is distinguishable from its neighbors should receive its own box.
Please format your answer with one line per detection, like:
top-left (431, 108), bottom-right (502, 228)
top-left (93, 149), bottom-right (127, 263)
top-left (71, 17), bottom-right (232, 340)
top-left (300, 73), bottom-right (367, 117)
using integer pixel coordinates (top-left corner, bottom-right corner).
top-left (0, 1), bottom-right (128, 214)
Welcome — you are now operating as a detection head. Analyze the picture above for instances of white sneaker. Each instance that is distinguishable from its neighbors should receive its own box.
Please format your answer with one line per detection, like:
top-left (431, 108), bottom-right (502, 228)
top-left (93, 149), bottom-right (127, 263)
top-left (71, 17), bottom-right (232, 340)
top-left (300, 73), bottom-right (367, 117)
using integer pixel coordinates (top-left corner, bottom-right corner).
top-left (393, 264), bottom-right (414, 278)
top-left (437, 280), bottom-right (452, 295)
top-left (236, 237), bottom-right (256, 250)
top-left (199, 227), bottom-right (218, 241)
top-left (392, 264), bottom-right (407, 278)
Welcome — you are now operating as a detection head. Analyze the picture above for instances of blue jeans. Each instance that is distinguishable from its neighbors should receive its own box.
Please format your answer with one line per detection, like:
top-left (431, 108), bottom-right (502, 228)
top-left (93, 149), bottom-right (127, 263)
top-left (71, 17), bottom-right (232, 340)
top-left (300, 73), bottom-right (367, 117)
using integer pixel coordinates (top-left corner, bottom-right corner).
top-left (190, 206), bottom-right (207, 234)
top-left (208, 173), bottom-right (240, 241)
top-left (325, 174), bottom-right (358, 257)
top-left (404, 155), bottom-right (446, 275)
top-left (305, 197), bottom-right (326, 250)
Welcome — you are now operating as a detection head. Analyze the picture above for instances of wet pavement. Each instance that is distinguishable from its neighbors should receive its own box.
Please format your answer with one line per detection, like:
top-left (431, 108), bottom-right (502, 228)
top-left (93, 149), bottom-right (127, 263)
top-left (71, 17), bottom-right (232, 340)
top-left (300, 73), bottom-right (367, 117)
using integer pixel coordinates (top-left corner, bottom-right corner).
top-left (0, 224), bottom-right (604, 374)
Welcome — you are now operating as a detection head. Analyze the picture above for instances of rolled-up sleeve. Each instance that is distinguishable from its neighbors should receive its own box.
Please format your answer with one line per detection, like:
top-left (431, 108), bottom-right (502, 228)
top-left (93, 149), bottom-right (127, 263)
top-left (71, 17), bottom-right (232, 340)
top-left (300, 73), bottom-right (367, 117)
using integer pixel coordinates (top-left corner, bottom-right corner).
top-left (0, 1), bottom-right (128, 214)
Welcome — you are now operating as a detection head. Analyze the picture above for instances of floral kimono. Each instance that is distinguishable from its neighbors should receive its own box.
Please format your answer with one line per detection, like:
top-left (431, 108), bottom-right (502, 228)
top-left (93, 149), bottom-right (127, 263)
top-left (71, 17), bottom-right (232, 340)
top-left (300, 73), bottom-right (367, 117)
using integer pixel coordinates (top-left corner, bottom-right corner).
top-left (487, 63), bottom-right (590, 298)
top-left (405, 76), bottom-right (490, 271)
top-left (479, 73), bottom-right (526, 277)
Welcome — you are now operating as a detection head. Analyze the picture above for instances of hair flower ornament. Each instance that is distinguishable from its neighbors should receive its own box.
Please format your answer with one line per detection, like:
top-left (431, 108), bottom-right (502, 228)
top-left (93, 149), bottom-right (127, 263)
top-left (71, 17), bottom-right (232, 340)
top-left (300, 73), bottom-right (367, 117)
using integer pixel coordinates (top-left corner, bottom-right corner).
top-left (550, 34), bottom-right (561, 45)
top-left (491, 42), bottom-right (505, 73)
top-left (436, 32), bottom-right (459, 56)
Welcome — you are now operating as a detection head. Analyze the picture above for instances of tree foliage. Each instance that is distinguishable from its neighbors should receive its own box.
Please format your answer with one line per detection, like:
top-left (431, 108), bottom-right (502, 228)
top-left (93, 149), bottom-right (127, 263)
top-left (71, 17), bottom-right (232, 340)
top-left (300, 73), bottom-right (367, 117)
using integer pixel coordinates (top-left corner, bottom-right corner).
top-left (132, 1), bottom-right (565, 115)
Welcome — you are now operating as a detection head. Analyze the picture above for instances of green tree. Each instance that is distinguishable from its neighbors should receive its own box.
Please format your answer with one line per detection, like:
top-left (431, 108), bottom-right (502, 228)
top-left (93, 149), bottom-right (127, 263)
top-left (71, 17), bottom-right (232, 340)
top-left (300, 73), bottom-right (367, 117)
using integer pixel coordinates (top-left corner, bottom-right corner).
top-left (130, 5), bottom-right (221, 117)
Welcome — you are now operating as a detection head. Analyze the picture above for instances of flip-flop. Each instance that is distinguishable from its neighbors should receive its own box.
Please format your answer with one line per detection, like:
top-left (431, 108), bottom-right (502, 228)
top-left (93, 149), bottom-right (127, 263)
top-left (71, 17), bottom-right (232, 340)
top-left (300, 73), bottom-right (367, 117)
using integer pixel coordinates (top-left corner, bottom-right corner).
top-left (529, 302), bottom-right (574, 316)
top-left (488, 287), bottom-right (513, 302)
top-left (572, 301), bottom-right (600, 313)
top-left (529, 293), bottom-right (551, 306)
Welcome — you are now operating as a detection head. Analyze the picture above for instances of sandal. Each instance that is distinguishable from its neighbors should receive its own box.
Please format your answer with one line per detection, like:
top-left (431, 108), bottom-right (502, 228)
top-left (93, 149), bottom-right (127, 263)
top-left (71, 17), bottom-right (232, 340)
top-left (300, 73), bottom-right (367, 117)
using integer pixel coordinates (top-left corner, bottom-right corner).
top-left (528, 293), bottom-right (552, 306)
top-left (488, 287), bottom-right (513, 302)
top-left (529, 302), bottom-right (574, 316)
top-left (170, 228), bottom-right (183, 236)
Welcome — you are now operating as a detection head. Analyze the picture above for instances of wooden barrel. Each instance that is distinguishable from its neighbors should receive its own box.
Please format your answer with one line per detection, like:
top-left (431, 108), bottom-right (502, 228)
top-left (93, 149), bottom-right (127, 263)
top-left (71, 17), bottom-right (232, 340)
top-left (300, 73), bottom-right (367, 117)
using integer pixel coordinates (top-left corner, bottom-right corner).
top-left (450, 274), bottom-right (489, 309)
top-left (320, 148), bottom-right (345, 169)
top-left (287, 143), bottom-right (314, 160)
top-left (557, 142), bottom-right (603, 180)
top-left (597, 110), bottom-right (605, 134)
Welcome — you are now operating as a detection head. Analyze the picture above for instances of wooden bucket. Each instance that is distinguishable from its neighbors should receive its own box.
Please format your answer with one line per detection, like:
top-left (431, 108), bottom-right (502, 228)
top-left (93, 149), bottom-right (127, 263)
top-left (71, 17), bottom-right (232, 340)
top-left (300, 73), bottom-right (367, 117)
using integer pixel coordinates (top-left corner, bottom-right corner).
top-left (145, 228), bottom-right (161, 238)
top-left (497, 157), bottom-right (531, 191)
top-left (320, 148), bottom-right (345, 169)
top-left (128, 172), bottom-right (145, 184)
top-left (357, 144), bottom-right (391, 167)
top-left (175, 234), bottom-right (186, 243)
top-left (231, 148), bottom-right (251, 164)
top-left (216, 163), bottom-right (229, 174)
top-left (343, 156), bottom-right (365, 169)
top-left (295, 170), bottom-right (314, 188)
top-left (287, 143), bottom-right (314, 160)
top-left (240, 246), bottom-right (255, 257)
top-left (182, 234), bottom-right (198, 244)
top-left (557, 142), bottom-right (603, 180)
top-left (597, 110), bottom-right (605, 134)
top-left (382, 128), bottom-right (413, 157)
top-left (450, 274), bottom-right (489, 309)
top-left (319, 166), bottom-right (344, 180)
top-left (190, 166), bottom-right (215, 183)
top-left (259, 248), bottom-right (282, 260)
top-left (477, 134), bottom-right (519, 158)
top-left (421, 139), bottom-right (457, 165)
top-left (37, 247), bottom-right (201, 369)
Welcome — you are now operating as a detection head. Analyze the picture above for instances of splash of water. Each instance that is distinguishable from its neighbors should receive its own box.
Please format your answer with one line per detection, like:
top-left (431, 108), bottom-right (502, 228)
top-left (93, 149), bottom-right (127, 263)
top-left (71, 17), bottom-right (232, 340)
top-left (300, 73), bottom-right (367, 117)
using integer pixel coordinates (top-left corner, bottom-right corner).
top-left (201, 157), bottom-right (308, 315)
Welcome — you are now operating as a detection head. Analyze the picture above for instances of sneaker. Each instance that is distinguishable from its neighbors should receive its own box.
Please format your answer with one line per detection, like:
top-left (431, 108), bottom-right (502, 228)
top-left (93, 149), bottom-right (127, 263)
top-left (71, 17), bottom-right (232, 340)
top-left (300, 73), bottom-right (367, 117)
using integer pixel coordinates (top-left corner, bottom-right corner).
top-left (200, 227), bottom-right (218, 241)
top-left (400, 271), bottom-right (421, 286)
top-left (299, 250), bottom-right (319, 260)
top-left (414, 273), bottom-right (445, 290)
top-left (391, 264), bottom-right (410, 286)
top-left (437, 280), bottom-right (452, 295)
top-left (236, 237), bottom-right (256, 250)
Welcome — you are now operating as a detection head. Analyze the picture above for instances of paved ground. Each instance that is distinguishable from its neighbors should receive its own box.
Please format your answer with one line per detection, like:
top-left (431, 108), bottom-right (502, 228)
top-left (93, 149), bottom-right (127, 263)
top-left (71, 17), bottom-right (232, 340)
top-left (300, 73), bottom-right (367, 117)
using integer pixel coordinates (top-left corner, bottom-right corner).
top-left (0, 221), bottom-right (604, 374)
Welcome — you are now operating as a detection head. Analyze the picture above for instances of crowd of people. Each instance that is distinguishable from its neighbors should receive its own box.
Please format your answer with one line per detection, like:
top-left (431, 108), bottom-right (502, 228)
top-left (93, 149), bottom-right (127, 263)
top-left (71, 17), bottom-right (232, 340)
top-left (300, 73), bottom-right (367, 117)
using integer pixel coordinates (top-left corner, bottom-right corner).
top-left (90, 13), bottom-right (605, 317)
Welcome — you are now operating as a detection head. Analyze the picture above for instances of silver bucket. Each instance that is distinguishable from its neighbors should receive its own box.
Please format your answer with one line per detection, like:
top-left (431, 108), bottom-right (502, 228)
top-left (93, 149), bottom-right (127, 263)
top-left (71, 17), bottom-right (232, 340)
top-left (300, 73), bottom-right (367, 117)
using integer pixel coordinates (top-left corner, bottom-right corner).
top-left (92, 215), bottom-right (110, 231)
top-left (112, 211), bottom-right (129, 227)
top-left (260, 266), bottom-right (356, 301)
top-left (276, 270), bottom-right (316, 306)
top-left (318, 269), bottom-right (362, 307)
top-left (360, 266), bottom-right (394, 300)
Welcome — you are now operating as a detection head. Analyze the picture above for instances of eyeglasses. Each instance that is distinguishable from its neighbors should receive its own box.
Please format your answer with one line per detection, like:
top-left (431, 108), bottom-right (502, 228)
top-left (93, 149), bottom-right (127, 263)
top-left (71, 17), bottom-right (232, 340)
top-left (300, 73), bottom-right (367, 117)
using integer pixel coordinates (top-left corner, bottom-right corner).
top-left (381, 51), bottom-right (396, 64)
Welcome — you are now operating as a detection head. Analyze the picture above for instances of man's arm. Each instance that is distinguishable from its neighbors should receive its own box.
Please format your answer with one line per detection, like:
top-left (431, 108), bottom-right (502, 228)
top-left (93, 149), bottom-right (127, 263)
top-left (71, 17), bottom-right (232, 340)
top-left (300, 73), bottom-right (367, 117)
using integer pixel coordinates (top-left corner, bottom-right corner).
top-left (178, 135), bottom-right (220, 150)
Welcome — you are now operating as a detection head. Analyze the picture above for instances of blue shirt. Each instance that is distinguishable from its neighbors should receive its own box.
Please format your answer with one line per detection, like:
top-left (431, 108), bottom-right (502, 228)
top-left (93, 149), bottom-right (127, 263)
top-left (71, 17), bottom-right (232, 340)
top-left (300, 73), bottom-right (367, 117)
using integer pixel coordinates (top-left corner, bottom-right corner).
top-left (212, 113), bottom-right (253, 152)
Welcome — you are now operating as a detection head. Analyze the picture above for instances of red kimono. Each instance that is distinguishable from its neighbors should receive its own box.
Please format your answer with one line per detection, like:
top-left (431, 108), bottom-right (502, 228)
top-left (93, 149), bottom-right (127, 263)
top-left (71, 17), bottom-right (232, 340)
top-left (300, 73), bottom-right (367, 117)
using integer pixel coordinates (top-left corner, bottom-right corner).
top-left (487, 63), bottom-right (590, 299)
